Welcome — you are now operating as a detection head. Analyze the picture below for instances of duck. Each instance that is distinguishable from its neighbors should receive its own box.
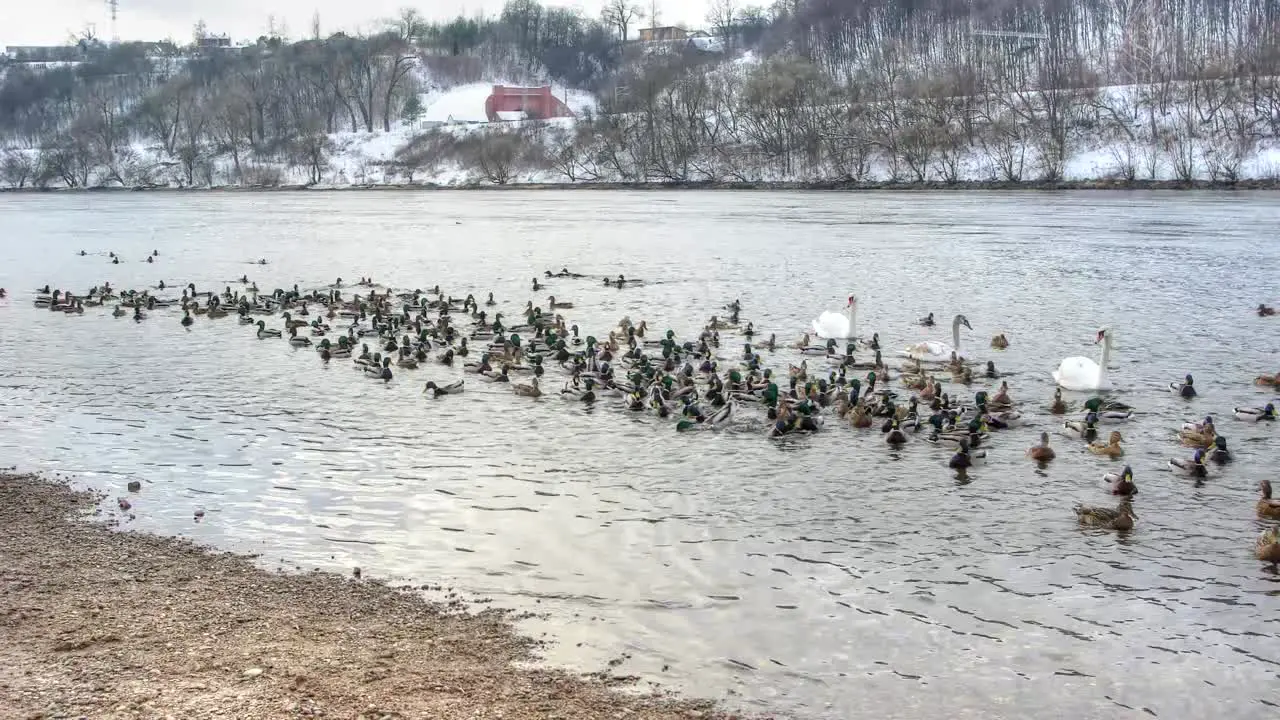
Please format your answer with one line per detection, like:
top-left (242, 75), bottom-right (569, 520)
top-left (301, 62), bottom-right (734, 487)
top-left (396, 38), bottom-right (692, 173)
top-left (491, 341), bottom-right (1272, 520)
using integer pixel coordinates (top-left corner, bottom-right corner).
top-left (1104, 466), bottom-right (1137, 496)
top-left (988, 381), bottom-right (1014, 411)
top-left (1050, 388), bottom-right (1067, 415)
top-left (1168, 449), bottom-right (1208, 477)
top-left (1026, 432), bottom-right (1056, 462)
top-left (561, 378), bottom-right (598, 403)
top-left (548, 295), bottom-right (573, 310)
top-left (990, 333), bottom-right (1008, 349)
top-left (255, 320), bottom-right (282, 338)
top-left (1207, 435), bottom-right (1231, 464)
top-left (1170, 373), bottom-right (1197, 398)
top-left (1074, 501), bottom-right (1137, 531)
top-left (180, 311), bottom-right (193, 327)
top-left (1253, 372), bottom-right (1280, 387)
top-left (316, 339), bottom-right (350, 359)
top-left (949, 439), bottom-right (985, 469)
top-left (1256, 480), bottom-right (1280, 519)
top-left (1063, 412), bottom-right (1099, 442)
top-left (918, 312), bottom-right (935, 327)
top-left (849, 403), bottom-right (873, 429)
top-left (885, 419), bottom-right (907, 446)
top-left (1258, 303), bottom-right (1277, 317)
top-left (112, 305), bottom-right (126, 318)
top-left (365, 357), bottom-right (393, 382)
top-left (513, 376), bottom-right (542, 397)
top-left (1179, 416), bottom-right (1216, 448)
top-left (483, 365), bottom-right (512, 383)
top-left (1234, 403), bottom-right (1277, 422)
top-left (1256, 528), bottom-right (1280, 564)
top-left (422, 380), bottom-right (465, 397)
top-left (1088, 431), bottom-right (1124, 458)
top-left (677, 402), bottom-right (733, 431)
top-left (288, 328), bottom-right (312, 346)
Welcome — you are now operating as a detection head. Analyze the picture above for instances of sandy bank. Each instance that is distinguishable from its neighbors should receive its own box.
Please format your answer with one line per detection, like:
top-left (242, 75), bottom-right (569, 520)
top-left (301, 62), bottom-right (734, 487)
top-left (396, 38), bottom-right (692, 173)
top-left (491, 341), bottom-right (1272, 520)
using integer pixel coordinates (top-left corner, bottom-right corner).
top-left (0, 472), bottom-right (737, 720)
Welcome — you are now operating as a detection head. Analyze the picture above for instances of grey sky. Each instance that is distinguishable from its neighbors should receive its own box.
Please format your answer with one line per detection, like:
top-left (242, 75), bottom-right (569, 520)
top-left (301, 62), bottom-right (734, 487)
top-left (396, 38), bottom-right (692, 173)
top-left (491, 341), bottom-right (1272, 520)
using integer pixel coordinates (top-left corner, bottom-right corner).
top-left (4, 0), bottom-right (713, 46)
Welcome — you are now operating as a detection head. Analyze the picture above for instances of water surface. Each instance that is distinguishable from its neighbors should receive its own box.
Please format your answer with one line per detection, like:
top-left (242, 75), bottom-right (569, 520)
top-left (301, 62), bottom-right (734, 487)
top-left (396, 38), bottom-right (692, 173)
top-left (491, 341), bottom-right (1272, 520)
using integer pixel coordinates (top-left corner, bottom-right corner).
top-left (2, 190), bottom-right (1279, 719)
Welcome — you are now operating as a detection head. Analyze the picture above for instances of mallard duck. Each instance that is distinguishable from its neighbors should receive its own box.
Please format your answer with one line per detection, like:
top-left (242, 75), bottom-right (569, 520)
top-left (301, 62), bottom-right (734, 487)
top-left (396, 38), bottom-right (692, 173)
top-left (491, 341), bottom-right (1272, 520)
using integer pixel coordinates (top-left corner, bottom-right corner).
top-left (677, 402), bottom-right (733, 431)
top-left (1254, 525), bottom-right (1274, 563)
top-left (1096, 407), bottom-right (1133, 423)
top-left (949, 439), bottom-right (985, 469)
top-left (918, 312), bottom-right (935, 327)
top-left (281, 312), bottom-right (308, 330)
top-left (1207, 435), bottom-right (1231, 464)
top-left (1170, 373), bottom-right (1196, 398)
top-left (1075, 501), bottom-right (1137, 531)
top-left (984, 360), bottom-right (999, 379)
top-left (463, 353), bottom-right (492, 374)
top-left (1169, 449), bottom-right (1208, 477)
top-left (112, 305), bottom-right (126, 318)
top-left (1256, 480), bottom-right (1280, 519)
top-left (1258, 304), bottom-right (1277, 317)
top-left (1026, 432), bottom-right (1056, 462)
top-left (180, 311), bottom-right (193, 327)
top-left (1179, 416), bottom-right (1216, 448)
top-left (483, 365), bottom-right (511, 383)
top-left (485, 292), bottom-right (496, 306)
top-left (548, 295), bottom-right (573, 310)
top-left (1255, 527), bottom-right (1280, 564)
top-left (988, 381), bottom-right (1014, 410)
top-left (1235, 403), bottom-right (1277, 422)
top-left (1050, 388), bottom-right (1067, 414)
top-left (365, 357), bottom-right (393, 382)
top-left (255, 320), bottom-right (282, 338)
top-left (397, 355), bottom-right (418, 368)
top-left (1253, 372), bottom-right (1280, 386)
top-left (561, 378), bottom-right (597, 403)
top-left (849, 403), bottom-right (873, 429)
top-left (1088, 431), bottom-right (1124, 458)
top-left (1104, 465), bottom-right (1137, 496)
top-left (422, 379), bottom-right (465, 397)
top-left (1064, 413), bottom-right (1099, 442)
top-left (885, 419), bottom-right (907, 446)
top-left (288, 328), bottom-right (312, 346)
top-left (513, 376), bottom-right (542, 397)
top-left (990, 333), bottom-right (1008, 349)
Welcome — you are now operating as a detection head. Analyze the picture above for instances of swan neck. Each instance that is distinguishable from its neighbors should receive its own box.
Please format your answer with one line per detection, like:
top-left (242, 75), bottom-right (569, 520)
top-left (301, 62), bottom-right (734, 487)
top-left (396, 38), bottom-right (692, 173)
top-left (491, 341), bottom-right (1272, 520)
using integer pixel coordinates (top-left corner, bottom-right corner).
top-left (952, 316), bottom-right (961, 349)
top-left (1099, 333), bottom-right (1113, 378)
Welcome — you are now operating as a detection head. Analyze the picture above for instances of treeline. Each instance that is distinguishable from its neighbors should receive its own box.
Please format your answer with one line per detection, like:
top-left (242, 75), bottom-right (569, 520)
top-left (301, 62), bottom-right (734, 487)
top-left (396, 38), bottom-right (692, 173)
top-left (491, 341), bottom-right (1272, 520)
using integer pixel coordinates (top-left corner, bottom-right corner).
top-left (3, 0), bottom-right (1280, 189)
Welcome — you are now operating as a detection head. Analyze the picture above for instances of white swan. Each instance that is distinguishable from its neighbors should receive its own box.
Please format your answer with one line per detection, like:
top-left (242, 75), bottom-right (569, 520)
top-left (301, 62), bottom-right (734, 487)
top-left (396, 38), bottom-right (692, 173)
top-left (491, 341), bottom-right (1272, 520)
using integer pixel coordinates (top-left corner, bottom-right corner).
top-left (812, 294), bottom-right (857, 340)
top-left (903, 314), bottom-right (971, 362)
top-left (1054, 327), bottom-right (1113, 391)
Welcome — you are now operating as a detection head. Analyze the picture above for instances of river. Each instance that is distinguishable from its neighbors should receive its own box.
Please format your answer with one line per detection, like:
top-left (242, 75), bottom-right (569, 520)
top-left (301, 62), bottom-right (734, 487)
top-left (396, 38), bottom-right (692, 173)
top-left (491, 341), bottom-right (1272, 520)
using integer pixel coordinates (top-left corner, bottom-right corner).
top-left (1, 189), bottom-right (1278, 719)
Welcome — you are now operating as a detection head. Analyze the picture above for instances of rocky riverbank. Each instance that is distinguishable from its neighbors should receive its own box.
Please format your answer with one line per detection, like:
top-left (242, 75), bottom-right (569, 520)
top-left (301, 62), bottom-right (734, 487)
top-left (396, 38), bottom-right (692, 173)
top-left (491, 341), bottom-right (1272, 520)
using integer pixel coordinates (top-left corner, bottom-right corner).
top-left (0, 472), bottom-right (734, 720)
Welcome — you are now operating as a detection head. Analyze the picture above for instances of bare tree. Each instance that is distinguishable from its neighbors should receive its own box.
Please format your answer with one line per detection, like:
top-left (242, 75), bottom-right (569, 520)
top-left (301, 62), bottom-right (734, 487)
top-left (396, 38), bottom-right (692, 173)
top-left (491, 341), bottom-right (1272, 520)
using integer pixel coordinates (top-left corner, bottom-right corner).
top-left (601, 0), bottom-right (641, 42)
top-left (0, 149), bottom-right (35, 188)
top-left (706, 0), bottom-right (736, 48)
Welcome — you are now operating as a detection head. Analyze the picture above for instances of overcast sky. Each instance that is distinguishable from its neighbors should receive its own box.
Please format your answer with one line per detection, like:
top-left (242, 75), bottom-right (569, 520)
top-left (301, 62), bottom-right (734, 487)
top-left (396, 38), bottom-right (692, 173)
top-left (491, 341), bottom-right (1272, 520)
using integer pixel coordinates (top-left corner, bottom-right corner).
top-left (4, 0), bottom-right (715, 46)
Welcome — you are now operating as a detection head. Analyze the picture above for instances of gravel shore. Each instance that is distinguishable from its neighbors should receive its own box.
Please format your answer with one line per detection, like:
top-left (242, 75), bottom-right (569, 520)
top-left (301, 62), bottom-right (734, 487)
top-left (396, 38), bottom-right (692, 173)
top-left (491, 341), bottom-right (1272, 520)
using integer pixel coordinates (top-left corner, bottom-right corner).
top-left (0, 473), bottom-right (735, 720)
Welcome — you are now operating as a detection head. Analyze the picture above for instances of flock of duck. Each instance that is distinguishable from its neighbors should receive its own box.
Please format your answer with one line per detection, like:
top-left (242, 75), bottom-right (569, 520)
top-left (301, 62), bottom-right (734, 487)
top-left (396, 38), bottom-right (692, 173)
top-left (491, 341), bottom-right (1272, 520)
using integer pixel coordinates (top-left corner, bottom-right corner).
top-left (22, 262), bottom-right (1280, 566)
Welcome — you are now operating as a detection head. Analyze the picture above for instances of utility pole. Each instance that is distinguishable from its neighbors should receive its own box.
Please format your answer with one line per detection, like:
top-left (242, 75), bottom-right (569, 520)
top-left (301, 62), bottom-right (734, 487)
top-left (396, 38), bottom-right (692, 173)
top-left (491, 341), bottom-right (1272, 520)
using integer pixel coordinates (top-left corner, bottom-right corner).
top-left (105, 0), bottom-right (119, 43)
